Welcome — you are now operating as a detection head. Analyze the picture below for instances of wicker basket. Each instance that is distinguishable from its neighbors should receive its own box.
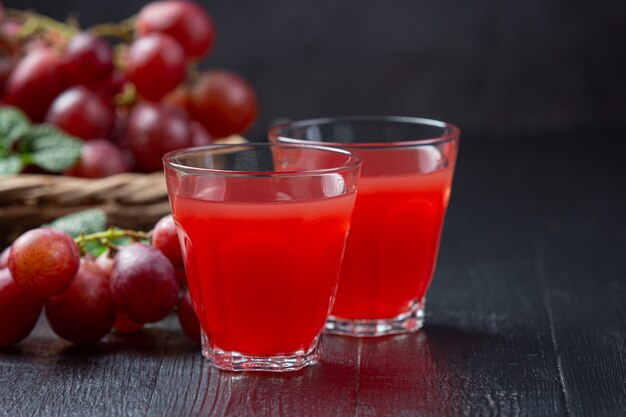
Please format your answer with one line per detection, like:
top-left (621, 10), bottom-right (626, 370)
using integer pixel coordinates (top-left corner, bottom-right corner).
top-left (0, 136), bottom-right (247, 247)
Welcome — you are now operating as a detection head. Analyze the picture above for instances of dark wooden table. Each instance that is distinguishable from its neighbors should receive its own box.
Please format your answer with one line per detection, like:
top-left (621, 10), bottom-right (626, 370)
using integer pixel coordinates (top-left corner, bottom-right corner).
top-left (1, 134), bottom-right (624, 417)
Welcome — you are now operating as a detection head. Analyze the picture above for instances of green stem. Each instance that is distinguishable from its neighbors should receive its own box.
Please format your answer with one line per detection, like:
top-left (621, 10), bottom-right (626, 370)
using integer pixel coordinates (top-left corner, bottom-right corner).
top-left (88, 17), bottom-right (135, 41)
top-left (74, 228), bottom-right (151, 254)
top-left (186, 63), bottom-right (200, 83)
top-left (114, 82), bottom-right (137, 107)
top-left (8, 9), bottom-right (78, 42)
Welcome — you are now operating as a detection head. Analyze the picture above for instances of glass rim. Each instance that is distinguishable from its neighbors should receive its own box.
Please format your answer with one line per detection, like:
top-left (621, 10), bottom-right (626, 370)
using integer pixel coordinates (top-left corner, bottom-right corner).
top-left (268, 115), bottom-right (460, 148)
top-left (162, 143), bottom-right (362, 176)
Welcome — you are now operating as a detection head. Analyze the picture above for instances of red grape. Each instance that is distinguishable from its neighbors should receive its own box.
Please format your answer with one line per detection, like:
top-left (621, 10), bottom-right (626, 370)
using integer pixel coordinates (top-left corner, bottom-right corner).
top-left (152, 214), bottom-right (183, 268)
top-left (95, 251), bottom-right (114, 277)
top-left (126, 102), bottom-right (193, 172)
top-left (0, 246), bottom-right (10, 269)
top-left (9, 228), bottom-right (80, 299)
top-left (189, 70), bottom-right (258, 137)
top-left (0, 55), bottom-right (13, 97)
top-left (0, 20), bottom-right (23, 55)
top-left (125, 33), bottom-right (185, 101)
top-left (177, 291), bottom-right (200, 343)
top-left (45, 86), bottom-right (115, 140)
top-left (63, 32), bottom-right (113, 86)
top-left (0, 268), bottom-right (44, 346)
top-left (1, 20), bottom-right (21, 38)
top-left (190, 121), bottom-right (212, 146)
top-left (45, 259), bottom-right (115, 344)
top-left (86, 70), bottom-right (127, 100)
top-left (136, 0), bottom-right (215, 59)
top-left (64, 139), bottom-right (128, 178)
top-left (110, 243), bottom-right (179, 323)
top-left (113, 310), bottom-right (144, 333)
top-left (163, 86), bottom-right (190, 112)
top-left (4, 47), bottom-right (66, 121)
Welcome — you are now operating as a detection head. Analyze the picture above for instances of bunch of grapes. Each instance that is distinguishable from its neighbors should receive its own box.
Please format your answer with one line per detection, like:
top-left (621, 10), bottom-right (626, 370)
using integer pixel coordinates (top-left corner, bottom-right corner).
top-left (0, 0), bottom-right (257, 176)
top-left (0, 214), bottom-right (200, 346)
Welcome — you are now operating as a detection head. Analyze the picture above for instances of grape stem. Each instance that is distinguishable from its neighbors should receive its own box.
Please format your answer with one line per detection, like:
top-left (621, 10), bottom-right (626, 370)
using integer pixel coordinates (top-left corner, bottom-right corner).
top-left (88, 17), bottom-right (135, 41)
top-left (114, 82), bottom-right (138, 107)
top-left (6, 8), bottom-right (79, 43)
top-left (74, 228), bottom-right (151, 254)
top-left (5, 8), bottom-right (134, 46)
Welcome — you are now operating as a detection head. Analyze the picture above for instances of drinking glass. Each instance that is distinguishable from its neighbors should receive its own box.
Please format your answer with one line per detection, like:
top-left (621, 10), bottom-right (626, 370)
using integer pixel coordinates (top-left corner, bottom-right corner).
top-left (269, 116), bottom-right (460, 337)
top-left (163, 144), bottom-right (361, 371)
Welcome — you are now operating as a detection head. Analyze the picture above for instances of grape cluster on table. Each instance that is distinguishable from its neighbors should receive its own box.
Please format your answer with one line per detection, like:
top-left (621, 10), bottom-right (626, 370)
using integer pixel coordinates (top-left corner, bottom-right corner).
top-left (0, 0), bottom-right (258, 176)
top-left (0, 214), bottom-right (200, 346)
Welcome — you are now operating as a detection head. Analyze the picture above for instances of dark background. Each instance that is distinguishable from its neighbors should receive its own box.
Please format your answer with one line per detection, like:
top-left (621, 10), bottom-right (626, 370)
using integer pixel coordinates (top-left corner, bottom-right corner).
top-left (4, 0), bottom-right (626, 140)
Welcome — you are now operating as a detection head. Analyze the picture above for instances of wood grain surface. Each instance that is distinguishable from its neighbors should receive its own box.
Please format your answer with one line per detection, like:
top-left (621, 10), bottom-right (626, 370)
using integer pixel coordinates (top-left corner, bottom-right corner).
top-left (1, 135), bottom-right (624, 417)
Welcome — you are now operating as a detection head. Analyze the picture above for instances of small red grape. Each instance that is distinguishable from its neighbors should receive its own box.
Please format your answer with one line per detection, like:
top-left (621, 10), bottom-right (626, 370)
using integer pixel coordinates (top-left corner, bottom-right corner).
top-left (0, 246), bottom-right (10, 269)
top-left (9, 228), bottom-right (80, 299)
top-left (45, 86), bottom-right (115, 140)
top-left (189, 70), bottom-right (258, 138)
top-left (125, 33), bottom-right (185, 101)
top-left (0, 20), bottom-right (22, 45)
top-left (152, 214), bottom-right (183, 268)
top-left (190, 121), bottom-right (212, 146)
top-left (45, 259), bottom-right (115, 344)
top-left (110, 243), bottom-right (179, 323)
top-left (114, 310), bottom-right (144, 333)
top-left (63, 32), bottom-right (114, 86)
top-left (163, 86), bottom-right (190, 112)
top-left (0, 21), bottom-right (23, 57)
top-left (0, 55), bottom-right (14, 98)
top-left (0, 268), bottom-right (44, 346)
top-left (86, 70), bottom-right (127, 100)
top-left (95, 251), bottom-right (114, 277)
top-left (126, 102), bottom-right (193, 172)
top-left (177, 291), bottom-right (200, 343)
top-left (4, 47), bottom-right (66, 121)
top-left (136, 0), bottom-right (215, 59)
top-left (64, 139), bottom-right (128, 178)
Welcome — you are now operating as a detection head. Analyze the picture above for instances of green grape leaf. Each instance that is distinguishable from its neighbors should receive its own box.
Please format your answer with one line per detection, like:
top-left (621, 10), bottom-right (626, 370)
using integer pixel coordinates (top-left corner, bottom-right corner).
top-left (45, 208), bottom-right (108, 238)
top-left (24, 125), bottom-right (83, 173)
top-left (0, 154), bottom-right (24, 175)
top-left (0, 106), bottom-right (30, 151)
top-left (82, 240), bottom-right (109, 257)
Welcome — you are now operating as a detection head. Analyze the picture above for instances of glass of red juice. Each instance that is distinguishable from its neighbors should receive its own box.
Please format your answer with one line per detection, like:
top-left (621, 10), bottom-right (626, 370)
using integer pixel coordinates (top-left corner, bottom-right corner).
top-left (269, 117), bottom-right (460, 337)
top-left (163, 143), bottom-right (361, 371)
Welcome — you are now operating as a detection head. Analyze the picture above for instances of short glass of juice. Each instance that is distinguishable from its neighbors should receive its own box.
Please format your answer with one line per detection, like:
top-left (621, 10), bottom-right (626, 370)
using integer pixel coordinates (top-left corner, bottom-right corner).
top-left (163, 143), bottom-right (361, 371)
top-left (269, 116), bottom-right (460, 337)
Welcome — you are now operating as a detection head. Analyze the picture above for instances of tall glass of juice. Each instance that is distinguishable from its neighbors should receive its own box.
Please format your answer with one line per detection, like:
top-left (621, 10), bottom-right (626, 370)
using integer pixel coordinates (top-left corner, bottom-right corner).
top-left (269, 117), bottom-right (460, 337)
top-left (163, 143), bottom-right (361, 371)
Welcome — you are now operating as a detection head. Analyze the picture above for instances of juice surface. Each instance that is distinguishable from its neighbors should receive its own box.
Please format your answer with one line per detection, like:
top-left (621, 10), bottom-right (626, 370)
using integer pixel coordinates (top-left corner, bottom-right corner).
top-left (331, 167), bottom-right (454, 319)
top-left (172, 194), bottom-right (355, 355)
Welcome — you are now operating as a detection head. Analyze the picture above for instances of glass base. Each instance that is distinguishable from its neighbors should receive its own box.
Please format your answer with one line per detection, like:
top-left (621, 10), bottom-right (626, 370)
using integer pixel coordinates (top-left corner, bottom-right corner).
top-left (325, 298), bottom-right (425, 337)
top-left (201, 331), bottom-right (322, 372)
